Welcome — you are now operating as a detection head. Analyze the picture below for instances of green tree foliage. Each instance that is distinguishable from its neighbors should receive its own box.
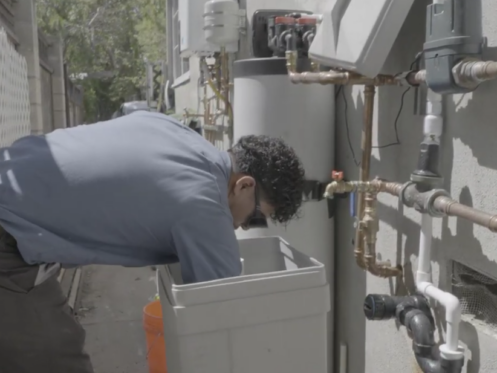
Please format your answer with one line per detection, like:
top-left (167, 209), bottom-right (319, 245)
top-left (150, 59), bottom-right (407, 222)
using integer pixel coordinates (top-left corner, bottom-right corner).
top-left (37, 0), bottom-right (167, 122)
top-left (135, 0), bottom-right (167, 62)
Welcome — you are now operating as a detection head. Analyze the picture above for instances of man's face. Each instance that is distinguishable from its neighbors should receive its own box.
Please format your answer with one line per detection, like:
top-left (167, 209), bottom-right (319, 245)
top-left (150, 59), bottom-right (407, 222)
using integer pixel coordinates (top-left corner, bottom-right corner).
top-left (228, 176), bottom-right (272, 230)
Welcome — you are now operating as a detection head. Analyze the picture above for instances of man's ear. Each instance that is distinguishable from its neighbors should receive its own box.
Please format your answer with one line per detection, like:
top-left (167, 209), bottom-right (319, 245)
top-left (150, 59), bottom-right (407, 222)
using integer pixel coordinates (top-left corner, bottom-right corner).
top-left (233, 176), bottom-right (256, 195)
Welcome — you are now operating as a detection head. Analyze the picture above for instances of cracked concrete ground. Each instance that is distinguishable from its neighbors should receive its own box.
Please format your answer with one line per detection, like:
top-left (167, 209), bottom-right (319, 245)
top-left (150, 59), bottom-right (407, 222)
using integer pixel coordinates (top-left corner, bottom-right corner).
top-left (76, 265), bottom-right (158, 373)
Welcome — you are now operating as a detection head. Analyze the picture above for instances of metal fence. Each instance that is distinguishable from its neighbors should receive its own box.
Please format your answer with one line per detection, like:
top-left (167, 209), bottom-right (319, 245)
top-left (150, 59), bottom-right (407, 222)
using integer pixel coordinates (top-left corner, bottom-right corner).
top-left (0, 28), bottom-right (31, 146)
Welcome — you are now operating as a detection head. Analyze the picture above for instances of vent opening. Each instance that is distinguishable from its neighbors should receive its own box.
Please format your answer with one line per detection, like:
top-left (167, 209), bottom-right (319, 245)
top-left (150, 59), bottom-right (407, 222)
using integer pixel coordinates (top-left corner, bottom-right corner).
top-left (452, 261), bottom-right (497, 329)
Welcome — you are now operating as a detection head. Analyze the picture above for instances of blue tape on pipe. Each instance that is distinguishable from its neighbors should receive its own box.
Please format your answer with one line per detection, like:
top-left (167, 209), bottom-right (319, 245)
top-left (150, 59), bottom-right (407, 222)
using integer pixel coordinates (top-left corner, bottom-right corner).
top-left (350, 192), bottom-right (356, 217)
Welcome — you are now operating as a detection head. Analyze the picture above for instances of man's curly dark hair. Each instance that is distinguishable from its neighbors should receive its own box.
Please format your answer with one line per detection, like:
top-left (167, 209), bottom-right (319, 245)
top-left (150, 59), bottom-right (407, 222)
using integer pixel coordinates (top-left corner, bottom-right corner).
top-left (230, 135), bottom-right (305, 224)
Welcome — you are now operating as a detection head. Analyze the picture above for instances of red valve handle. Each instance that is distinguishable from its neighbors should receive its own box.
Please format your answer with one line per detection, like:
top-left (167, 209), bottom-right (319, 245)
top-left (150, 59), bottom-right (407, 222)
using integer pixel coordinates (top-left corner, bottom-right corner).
top-left (332, 170), bottom-right (343, 181)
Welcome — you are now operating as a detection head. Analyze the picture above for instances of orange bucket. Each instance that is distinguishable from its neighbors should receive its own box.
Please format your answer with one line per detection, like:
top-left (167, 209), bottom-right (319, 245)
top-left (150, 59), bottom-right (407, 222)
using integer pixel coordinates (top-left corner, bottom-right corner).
top-left (143, 300), bottom-right (167, 373)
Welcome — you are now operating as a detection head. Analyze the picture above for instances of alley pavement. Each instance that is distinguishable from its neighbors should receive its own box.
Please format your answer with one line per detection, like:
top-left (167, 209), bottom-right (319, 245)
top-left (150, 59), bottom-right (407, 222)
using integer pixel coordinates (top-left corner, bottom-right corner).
top-left (76, 265), bottom-right (157, 373)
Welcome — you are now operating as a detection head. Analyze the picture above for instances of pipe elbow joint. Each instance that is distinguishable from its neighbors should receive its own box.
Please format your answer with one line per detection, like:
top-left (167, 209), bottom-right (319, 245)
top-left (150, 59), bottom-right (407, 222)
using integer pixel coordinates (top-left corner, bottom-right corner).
top-left (418, 282), bottom-right (461, 323)
top-left (442, 293), bottom-right (461, 324)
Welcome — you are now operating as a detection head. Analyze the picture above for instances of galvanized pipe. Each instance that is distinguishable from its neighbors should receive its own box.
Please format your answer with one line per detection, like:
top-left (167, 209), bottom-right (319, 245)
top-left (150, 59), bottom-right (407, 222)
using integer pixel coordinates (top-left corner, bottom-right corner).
top-left (433, 196), bottom-right (497, 233)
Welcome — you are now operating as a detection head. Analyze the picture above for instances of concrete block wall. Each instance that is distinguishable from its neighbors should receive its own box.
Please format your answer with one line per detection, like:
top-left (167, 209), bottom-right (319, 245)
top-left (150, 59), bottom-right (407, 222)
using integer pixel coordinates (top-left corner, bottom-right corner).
top-left (12, 0), bottom-right (67, 134)
top-left (13, 0), bottom-right (44, 135)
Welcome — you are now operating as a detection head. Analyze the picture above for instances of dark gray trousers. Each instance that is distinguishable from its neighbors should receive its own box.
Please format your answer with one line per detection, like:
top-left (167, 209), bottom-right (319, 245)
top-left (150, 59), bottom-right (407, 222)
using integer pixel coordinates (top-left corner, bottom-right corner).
top-left (0, 228), bottom-right (94, 373)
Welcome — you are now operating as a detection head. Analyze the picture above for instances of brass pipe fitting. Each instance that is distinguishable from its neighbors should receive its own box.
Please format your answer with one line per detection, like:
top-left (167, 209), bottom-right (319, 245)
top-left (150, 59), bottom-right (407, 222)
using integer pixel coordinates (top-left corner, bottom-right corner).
top-left (323, 176), bottom-right (403, 277)
top-left (362, 193), bottom-right (402, 277)
top-left (362, 193), bottom-right (379, 249)
top-left (286, 50), bottom-right (298, 73)
top-left (324, 179), bottom-right (403, 199)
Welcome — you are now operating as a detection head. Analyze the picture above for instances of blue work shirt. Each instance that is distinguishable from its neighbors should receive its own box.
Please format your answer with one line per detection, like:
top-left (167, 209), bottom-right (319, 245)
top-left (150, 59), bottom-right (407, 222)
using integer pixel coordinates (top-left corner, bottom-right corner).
top-left (0, 112), bottom-right (241, 283)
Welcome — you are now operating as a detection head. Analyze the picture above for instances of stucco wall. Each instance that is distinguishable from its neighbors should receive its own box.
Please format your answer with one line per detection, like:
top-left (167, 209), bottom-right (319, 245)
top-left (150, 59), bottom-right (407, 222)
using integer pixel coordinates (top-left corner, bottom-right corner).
top-left (335, 1), bottom-right (497, 372)
top-left (172, 0), bottom-right (497, 372)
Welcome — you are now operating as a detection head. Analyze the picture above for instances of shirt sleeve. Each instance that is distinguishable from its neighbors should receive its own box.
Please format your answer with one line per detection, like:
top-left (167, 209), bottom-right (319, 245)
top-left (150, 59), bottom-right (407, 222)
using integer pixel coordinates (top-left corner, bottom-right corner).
top-left (170, 203), bottom-right (242, 284)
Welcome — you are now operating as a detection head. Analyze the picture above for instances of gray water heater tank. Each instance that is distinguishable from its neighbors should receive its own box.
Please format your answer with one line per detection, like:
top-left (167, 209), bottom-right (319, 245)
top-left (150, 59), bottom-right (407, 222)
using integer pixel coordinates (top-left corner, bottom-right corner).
top-left (233, 56), bottom-right (336, 371)
top-left (233, 57), bottom-right (335, 182)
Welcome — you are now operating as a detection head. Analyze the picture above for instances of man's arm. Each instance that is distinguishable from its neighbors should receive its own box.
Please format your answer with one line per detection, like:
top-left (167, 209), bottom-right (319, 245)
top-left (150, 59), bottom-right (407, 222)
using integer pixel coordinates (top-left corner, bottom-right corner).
top-left (170, 207), bottom-right (242, 284)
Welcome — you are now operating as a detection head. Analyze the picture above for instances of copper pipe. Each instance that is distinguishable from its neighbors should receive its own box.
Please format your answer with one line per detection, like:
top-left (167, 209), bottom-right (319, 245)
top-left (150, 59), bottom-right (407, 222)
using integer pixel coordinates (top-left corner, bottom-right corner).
top-left (352, 85), bottom-right (401, 277)
top-left (360, 86), bottom-right (375, 180)
top-left (285, 50), bottom-right (402, 86)
top-left (289, 70), bottom-right (402, 86)
top-left (285, 49), bottom-right (405, 276)
top-left (353, 85), bottom-right (375, 269)
top-left (433, 196), bottom-right (497, 233)
top-left (285, 50), bottom-right (425, 86)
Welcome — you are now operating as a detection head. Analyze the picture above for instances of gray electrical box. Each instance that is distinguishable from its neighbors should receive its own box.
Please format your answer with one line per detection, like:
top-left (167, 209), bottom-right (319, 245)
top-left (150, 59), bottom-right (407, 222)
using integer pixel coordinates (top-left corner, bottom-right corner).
top-left (424, 0), bottom-right (485, 94)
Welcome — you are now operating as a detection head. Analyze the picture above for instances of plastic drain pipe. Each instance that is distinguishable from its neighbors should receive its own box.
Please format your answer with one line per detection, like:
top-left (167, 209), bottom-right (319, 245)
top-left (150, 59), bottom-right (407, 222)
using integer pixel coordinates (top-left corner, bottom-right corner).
top-left (416, 214), bottom-right (463, 362)
top-left (415, 89), bottom-right (464, 364)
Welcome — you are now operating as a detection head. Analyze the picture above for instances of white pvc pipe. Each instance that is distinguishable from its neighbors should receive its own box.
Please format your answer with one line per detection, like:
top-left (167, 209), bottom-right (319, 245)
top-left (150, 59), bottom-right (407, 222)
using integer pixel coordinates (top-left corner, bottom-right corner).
top-left (415, 216), bottom-right (463, 360)
top-left (417, 282), bottom-right (461, 352)
top-left (424, 89), bottom-right (443, 141)
top-left (416, 214), bottom-right (433, 284)
top-left (414, 89), bottom-right (464, 361)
